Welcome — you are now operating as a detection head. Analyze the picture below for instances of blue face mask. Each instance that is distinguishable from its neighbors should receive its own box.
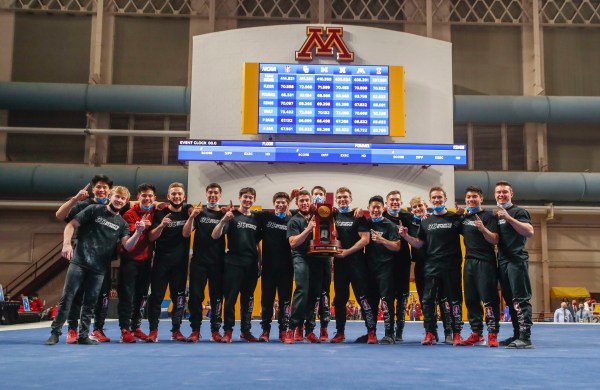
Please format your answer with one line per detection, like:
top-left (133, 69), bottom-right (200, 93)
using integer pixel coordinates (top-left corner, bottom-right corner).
top-left (497, 202), bottom-right (512, 209)
top-left (313, 195), bottom-right (325, 203)
top-left (206, 201), bottom-right (219, 208)
top-left (413, 215), bottom-right (422, 221)
top-left (275, 211), bottom-right (286, 219)
top-left (387, 208), bottom-right (399, 216)
top-left (432, 204), bottom-right (446, 213)
top-left (371, 216), bottom-right (383, 223)
top-left (466, 206), bottom-right (480, 213)
top-left (140, 203), bottom-right (155, 211)
top-left (338, 206), bottom-right (350, 213)
top-left (95, 197), bottom-right (108, 204)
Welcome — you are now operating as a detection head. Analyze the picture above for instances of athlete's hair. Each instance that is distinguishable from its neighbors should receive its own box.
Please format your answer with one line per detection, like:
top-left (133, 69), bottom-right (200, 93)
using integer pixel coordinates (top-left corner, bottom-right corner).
top-left (386, 190), bottom-right (401, 200)
top-left (429, 186), bottom-right (446, 198)
top-left (311, 185), bottom-right (326, 195)
top-left (239, 187), bottom-right (256, 197)
top-left (91, 174), bottom-right (113, 188)
top-left (296, 189), bottom-right (311, 199)
top-left (409, 196), bottom-right (427, 207)
top-left (110, 185), bottom-right (130, 200)
top-left (495, 180), bottom-right (513, 190)
top-left (137, 183), bottom-right (156, 194)
top-left (206, 183), bottom-right (222, 193)
top-left (368, 195), bottom-right (385, 206)
top-left (465, 186), bottom-right (483, 196)
top-left (272, 192), bottom-right (290, 203)
top-left (335, 187), bottom-right (352, 197)
top-left (167, 182), bottom-right (185, 194)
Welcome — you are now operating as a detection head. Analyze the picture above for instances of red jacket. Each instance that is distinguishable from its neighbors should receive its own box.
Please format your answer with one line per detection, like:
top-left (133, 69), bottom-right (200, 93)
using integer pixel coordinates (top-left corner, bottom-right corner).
top-left (120, 203), bottom-right (155, 262)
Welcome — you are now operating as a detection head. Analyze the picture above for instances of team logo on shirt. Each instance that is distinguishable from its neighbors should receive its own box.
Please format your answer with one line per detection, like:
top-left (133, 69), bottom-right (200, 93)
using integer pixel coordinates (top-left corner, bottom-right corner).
top-left (498, 219), bottom-right (507, 225)
top-left (167, 220), bottom-right (187, 228)
top-left (336, 221), bottom-right (353, 227)
top-left (95, 216), bottom-right (120, 230)
top-left (426, 223), bottom-right (453, 230)
top-left (462, 219), bottom-right (478, 227)
top-left (200, 217), bottom-right (220, 225)
top-left (237, 221), bottom-right (257, 230)
top-left (266, 221), bottom-right (287, 231)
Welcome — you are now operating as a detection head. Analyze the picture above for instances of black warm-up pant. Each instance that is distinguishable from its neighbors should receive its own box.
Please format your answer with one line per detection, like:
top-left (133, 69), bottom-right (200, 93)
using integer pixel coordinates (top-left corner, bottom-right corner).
top-left (222, 262), bottom-right (259, 333)
top-left (394, 257), bottom-right (411, 334)
top-left (414, 260), bottom-right (452, 335)
top-left (67, 266), bottom-right (111, 331)
top-left (422, 266), bottom-right (463, 334)
top-left (333, 255), bottom-right (376, 333)
top-left (260, 263), bottom-right (293, 332)
top-left (498, 260), bottom-right (533, 340)
top-left (290, 255), bottom-right (325, 332)
top-left (306, 257), bottom-right (332, 330)
top-left (147, 258), bottom-right (188, 332)
top-left (117, 259), bottom-right (151, 331)
top-left (463, 258), bottom-right (500, 334)
top-left (367, 260), bottom-right (395, 337)
top-left (188, 260), bottom-right (224, 332)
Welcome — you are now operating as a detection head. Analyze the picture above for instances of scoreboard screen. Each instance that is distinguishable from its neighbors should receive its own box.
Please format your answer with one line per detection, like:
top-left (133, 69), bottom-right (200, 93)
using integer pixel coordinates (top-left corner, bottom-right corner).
top-left (241, 63), bottom-right (405, 136)
top-left (179, 140), bottom-right (466, 166)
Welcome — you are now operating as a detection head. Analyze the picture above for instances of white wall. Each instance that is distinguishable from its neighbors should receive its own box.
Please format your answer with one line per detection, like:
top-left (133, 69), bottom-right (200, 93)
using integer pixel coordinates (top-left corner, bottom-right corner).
top-left (188, 24), bottom-right (454, 207)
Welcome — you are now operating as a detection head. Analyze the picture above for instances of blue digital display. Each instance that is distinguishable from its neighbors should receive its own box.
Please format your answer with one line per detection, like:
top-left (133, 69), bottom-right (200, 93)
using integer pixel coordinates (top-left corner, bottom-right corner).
top-left (258, 63), bottom-right (390, 136)
top-left (178, 140), bottom-right (467, 166)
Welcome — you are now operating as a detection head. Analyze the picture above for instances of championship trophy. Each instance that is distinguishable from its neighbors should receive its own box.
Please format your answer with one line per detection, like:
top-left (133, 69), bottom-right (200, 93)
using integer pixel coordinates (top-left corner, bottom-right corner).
top-left (308, 192), bottom-right (342, 257)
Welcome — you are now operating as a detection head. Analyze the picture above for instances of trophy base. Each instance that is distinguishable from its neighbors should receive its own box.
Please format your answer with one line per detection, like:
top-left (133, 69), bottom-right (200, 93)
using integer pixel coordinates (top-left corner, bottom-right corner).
top-left (308, 240), bottom-right (342, 257)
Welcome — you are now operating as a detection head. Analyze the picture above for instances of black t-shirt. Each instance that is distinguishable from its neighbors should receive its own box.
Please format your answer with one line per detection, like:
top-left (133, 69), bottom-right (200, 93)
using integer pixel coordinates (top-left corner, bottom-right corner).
top-left (383, 209), bottom-right (412, 263)
top-left (72, 205), bottom-right (130, 274)
top-left (334, 211), bottom-right (369, 260)
top-left (191, 208), bottom-right (225, 264)
top-left (256, 211), bottom-right (292, 268)
top-left (151, 205), bottom-right (192, 263)
top-left (287, 212), bottom-right (314, 257)
top-left (66, 198), bottom-right (129, 223)
top-left (497, 205), bottom-right (531, 263)
top-left (364, 217), bottom-right (400, 263)
top-left (461, 209), bottom-right (498, 263)
top-left (223, 210), bottom-right (261, 266)
top-left (417, 211), bottom-right (463, 273)
top-left (407, 215), bottom-right (426, 263)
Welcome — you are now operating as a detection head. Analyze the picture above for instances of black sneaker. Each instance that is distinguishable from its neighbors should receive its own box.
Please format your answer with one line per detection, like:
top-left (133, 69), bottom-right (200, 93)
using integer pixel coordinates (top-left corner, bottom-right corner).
top-left (354, 334), bottom-right (369, 343)
top-left (394, 330), bottom-right (403, 342)
top-left (45, 333), bottom-right (59, 345)
top-left (379, 335), bottom-right (395, 345)
top-left (506, 338), bottom-right (534, 349)
top-left (77, 337), bottom-right (99, 345)
top-left (499, 336), bottom-right (517, 346)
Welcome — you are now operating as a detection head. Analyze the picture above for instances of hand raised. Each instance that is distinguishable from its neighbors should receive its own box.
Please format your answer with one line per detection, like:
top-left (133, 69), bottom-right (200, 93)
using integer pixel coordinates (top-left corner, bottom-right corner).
top-left (73, 182), bottom-right (91, 201)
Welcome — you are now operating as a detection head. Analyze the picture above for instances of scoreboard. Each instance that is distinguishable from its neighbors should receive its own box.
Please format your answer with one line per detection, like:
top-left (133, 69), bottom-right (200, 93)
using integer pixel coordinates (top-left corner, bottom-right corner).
top-left (242, 63), bottom-right (405, 136)
top-left (178, 140), bottom-right (466, 165)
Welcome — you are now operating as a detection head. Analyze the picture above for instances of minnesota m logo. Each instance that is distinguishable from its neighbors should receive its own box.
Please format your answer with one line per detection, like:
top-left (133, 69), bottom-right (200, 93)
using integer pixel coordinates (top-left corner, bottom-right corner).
top-left (295, 26), bottom-right (354, 62)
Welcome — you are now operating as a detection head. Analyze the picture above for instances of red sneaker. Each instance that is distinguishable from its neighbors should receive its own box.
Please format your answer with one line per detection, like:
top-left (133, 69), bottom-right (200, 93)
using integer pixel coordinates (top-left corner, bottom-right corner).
top-left (452, 333), bottom-right (464, 346)
top-left (171, 330), bottom-right (187, 342)
top-left (305, 332), bottom-right (320, 343)
top-left (220, 330), bottom-right (232, 343)
top-left (240, 331), bottom-right (259, 342)
top-left (284, 329), bottom-right (295, 344)
top-left (147, 330), bottom-right (158, 343)
top-left (460, 332), bottom-right (486, 346)
top-left (91, 329), bottom-right (111, 342)
top-left (330, 332), bottom-right (345, 343)
top-left (319, 327), bottom-right (329, 342)
top-left (120, 329), bottom-right (136, 343)
top-left (258, 330), bottom-right (269, 342)
top-left (294, 326), bottom-right (304, 342)
top-left (211, 331), bottom-right (223, 342)
top-left (367, 329), bottom-right (378, 344)
top-left (132, 328), bottom-right (148, 341)
top-left (66, 329), bottom-right (78, 344)
top-left (187, 331), bottom-right (201, 343)
top-left (488, 333), bottom-right (499, 348)
top-left (421, 331), bottom-right (436, 345)
top-left (279, 331), bottom-right (286, 342)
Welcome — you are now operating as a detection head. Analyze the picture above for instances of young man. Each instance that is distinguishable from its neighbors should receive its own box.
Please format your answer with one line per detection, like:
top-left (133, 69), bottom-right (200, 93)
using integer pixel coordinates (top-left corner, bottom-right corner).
top-left (284, 190), bottom-right (324, 344)
top-left (183, 183), bottom-right (226, 342)
top-left (212, 188), bottom-right (262, 343)
top-left (117, 183), bottom-right (157, 343)
top-left (383, 190), bottom-right (414, 342)
top-left (46, 186), bottom-right (145, 345)
top-left (459, 186), bottom-right (500, 347)
top-left (495, 180), bottom-right (535, 349)
top-left (255, 192), bottom-right (294, 342)
top-left (147, 182), bottom-right (192, 342)
top-left (365, 195), bottom-right (401, 345)
top-left (331, 187), bottom-right (377, 343)
top-left (400, 187), bottom-right (464, 346)
top-left (55, 174), bottom-right (119, 343)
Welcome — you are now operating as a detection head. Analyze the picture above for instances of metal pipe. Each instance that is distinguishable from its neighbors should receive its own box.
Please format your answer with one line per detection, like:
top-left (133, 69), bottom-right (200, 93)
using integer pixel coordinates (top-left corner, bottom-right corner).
top-left (0, 126), bottom-right (190, 137)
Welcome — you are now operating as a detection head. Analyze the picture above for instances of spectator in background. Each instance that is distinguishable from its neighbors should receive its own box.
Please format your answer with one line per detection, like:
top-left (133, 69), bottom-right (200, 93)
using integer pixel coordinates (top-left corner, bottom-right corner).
top-left (30, 293), bottom-right (44, 312)
top-left (554, 302), bottom-right (573, 323)
top-left (567, 299), bottom-right (577, 320)
top-left (576, 303), bottom-right (591, 323)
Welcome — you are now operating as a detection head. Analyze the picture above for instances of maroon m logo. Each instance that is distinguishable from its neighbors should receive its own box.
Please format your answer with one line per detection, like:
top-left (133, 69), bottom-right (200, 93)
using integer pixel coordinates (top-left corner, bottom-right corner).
top-left (295, 26), bottom-right (354, 62)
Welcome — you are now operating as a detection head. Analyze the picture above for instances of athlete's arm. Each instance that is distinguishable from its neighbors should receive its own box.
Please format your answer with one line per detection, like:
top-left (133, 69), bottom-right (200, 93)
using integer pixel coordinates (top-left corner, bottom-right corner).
top-left (398, 222), bottom-right (424, 248)
top-left (335, 232), bottom-right (369, 258)
top-left (211, 210), bottom-right (234, 239)
top-left (183, 206), bottom-right (202, 238)
top-left (121, 220), bottom-right (146, 251)
top-left (149, 213), bottom-right (172, 242)
top-left (474, 214), bottom-right (499, 245)
top-left (497, 208), bottom-right (534, 238)
top-left (61, 220), bottom-right (80, 260)
top-left (289, 216), bottom-right (316, 249)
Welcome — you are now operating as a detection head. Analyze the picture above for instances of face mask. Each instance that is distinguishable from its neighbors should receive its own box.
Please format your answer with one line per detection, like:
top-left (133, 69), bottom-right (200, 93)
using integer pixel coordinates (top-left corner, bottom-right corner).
top-left (413, 215), bottom-right (422, 221)
top-left (466, 206), bottom-right (480, 213)
top-left (387, 208), bottom-right (399, 216)
top-left (313, 195), bottom-right (324, 203)
top-left (95, 197), bottom-right (108, 204)
top-left (371, 216), bottom-right (383, 223)
top-left (140, 203), bottom-right (154, 211)
top-left (432, 204), bottom-right (445, 213)
top-left (169, 200), bottom-right (183, 210)
top-left (338, 206), bottom-right (350, 213)
top-left (206, 201), bottom-right (219, 208)
top-left (275, 211), bottom-right (286, 219)
top-left (108, 203), bottom-right (120, 213)
top-left (497, 202), bottom-right (512, 209)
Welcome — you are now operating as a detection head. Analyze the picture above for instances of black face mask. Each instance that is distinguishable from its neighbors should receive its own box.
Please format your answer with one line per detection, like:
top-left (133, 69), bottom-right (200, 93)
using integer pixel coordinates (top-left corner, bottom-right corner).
top-left (169, 200), bottom-right (183, 210)
top-left (109, 203), bottom-right (120, 213)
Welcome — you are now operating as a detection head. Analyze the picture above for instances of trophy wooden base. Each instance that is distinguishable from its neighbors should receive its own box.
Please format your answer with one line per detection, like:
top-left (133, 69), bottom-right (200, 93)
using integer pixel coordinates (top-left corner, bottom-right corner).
top-left (308, 240), bottom-right (342, 257)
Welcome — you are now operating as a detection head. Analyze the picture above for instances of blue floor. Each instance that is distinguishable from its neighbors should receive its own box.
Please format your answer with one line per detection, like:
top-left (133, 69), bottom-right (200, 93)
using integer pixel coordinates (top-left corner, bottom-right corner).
top-left (0, 320), bottom-right (598, 389)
